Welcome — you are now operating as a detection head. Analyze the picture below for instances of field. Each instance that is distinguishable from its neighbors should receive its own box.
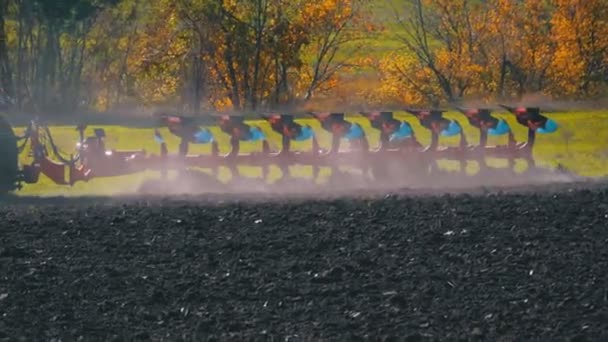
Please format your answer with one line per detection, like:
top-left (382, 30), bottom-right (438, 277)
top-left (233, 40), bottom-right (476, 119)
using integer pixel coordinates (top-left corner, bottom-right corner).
top-left (2, 182), bottom-right (608, 340)
top-left (11, 110), bottom-right (608, 197)
top-left (3, 110), bottom-right (608, 340)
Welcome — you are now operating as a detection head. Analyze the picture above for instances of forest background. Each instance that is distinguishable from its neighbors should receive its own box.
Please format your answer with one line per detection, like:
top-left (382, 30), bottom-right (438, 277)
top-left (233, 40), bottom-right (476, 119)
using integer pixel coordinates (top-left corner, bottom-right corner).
top-left (0, 0), bottom-right (606, 117)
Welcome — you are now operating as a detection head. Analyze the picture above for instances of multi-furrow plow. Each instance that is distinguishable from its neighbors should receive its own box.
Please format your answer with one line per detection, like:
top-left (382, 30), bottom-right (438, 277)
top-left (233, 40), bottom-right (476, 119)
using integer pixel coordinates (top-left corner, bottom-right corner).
top-left (0, 105), bottom-right (571, 195)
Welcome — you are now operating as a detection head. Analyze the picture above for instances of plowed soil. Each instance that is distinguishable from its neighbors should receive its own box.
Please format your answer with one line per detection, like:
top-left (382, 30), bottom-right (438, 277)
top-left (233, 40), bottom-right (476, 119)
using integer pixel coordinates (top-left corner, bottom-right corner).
top-left (1, 182), bottom-right (608, 341)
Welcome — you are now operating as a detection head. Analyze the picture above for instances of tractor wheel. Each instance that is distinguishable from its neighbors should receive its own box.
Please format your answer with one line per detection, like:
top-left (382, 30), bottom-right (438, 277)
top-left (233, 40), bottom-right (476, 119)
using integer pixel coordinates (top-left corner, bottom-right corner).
top-left (0, 115), bottom-right (19, 194)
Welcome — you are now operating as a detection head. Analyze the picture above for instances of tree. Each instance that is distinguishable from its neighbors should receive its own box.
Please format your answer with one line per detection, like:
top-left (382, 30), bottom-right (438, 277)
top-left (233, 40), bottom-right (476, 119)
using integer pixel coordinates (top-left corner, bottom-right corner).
top-left (381, 0), bottom-right (490, 105)
top-left (297, 0), bottom-right (370, 101)
top-left (378, 0), bottom-right (564, 106)
top-left (1, 0), bottom-right (120, 113)
top-left (0, 0), bottom-right (14, 99)
top-left (549, 0), bottom-right (608, 96)
top-left (172, 0), bottom-right (369, 112)
top-left (3, 0), bottom-right (608, 115)
top-left (486, 0), bottom-right (556, 98)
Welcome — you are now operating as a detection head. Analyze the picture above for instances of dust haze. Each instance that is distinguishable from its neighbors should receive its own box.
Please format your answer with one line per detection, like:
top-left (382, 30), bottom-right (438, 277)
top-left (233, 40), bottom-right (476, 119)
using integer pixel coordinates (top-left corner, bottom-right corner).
top-left (126, 158), bottom-right (589, 202)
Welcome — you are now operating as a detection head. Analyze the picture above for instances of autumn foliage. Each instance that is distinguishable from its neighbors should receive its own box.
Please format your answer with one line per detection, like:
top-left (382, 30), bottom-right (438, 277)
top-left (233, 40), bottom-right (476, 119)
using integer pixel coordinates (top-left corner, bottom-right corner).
top-left (0, 0), bottom-right (606, 114)
top-left (373, 0), bottom-right (608, 107)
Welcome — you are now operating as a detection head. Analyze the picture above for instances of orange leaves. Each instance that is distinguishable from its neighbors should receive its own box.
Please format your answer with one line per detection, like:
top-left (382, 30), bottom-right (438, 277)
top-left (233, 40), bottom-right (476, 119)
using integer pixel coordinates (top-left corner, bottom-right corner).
top-left (42, 0), bottom-right (608, 113)
top-left (373, 53), bottom-right (436, 106)
top-left (393, 0), bottom-right (608, 100)
top-left (548, 0), bottom-right (608, 96)
top-left (301, 0), bottom-right (351, 24)
top-left (299, 0), bottom-right (364, 34)
top-left (213, 97), bottom-right (234, 112)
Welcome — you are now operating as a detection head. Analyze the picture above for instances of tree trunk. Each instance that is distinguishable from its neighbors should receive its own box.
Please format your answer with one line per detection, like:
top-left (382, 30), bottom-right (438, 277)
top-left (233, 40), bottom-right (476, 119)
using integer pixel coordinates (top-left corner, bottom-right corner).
top-left (192, 51), bottom-right (202, 114)
top-left (498, 54), bottom-right (507, 100)
top-left (0, 0), bottom-right (14, 99)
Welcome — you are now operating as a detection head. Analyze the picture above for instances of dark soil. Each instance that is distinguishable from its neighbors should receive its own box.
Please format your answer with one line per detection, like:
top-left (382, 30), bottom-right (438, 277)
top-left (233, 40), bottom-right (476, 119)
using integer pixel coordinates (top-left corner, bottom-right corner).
top-left (1, 184), bottom-right (608, 341)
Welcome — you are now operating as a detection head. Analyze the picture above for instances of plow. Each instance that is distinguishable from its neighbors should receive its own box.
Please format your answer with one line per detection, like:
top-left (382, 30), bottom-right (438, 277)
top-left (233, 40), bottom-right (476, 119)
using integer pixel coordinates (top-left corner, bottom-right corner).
top-left (0, 105), bottom-right (575, 195)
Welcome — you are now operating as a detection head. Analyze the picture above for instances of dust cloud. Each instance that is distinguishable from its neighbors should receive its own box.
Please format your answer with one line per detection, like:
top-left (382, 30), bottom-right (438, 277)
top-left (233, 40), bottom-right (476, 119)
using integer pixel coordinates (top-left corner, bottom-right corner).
top-left (130, 158), bottom-right (588, 202)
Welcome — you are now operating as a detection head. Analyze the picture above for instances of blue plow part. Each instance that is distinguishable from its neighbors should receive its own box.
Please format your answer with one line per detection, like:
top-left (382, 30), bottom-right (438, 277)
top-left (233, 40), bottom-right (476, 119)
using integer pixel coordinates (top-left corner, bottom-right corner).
top-left (488, 119), bottom-right (511, 136)
top-left (537, 118), bottom-right (558, 134)
top-left (441, 120), bottom-right (462, 137)
top-left (344, 123), bottom-right (364, 140)
top-left (248, 126), bottom-right (266, 141)
top-left (193, 129), bottom-right (214, 144)
top-left (293, 125), bottom-right (314, 141)
top-left (154, 133), bottom-right (165, 144)
top-left (389, 122), bottom-right (413, 141)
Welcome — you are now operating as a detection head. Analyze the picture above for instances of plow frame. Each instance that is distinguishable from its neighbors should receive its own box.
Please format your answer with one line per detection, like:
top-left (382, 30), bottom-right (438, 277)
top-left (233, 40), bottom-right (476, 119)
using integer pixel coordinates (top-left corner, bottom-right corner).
top-left (5, 105), bottom-right (564, 193)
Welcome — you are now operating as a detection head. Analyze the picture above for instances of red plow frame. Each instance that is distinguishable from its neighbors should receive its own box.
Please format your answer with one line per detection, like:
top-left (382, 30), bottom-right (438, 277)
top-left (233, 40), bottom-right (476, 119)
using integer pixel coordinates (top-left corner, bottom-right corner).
top-left (5, 105), bottom-right (572, 194)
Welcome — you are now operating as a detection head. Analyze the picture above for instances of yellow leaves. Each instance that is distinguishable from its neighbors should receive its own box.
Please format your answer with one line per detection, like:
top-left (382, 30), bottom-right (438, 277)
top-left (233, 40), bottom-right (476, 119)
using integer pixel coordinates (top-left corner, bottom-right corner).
top-left (75, 0), bottom-right (192, 110)
top-left (372, 53), bottom-right (435, 106)
top-left (547, 0), bottom-right (608, 96)
top-left (353, 56), bottom-right (374, 68)
top-left (293, 69), bottom-right (313, 98)
top-left (550, 46), bottom-right (585, 95)
top-left (434, 49), bottom-right (453, 71)
top-left (300, 0), bottom-right (356, 33)
top-left (325, 76), bottom-right (340, 91)
top-left (213, 97), bottom-right (234, 112)
top-left (20, 0), bottom-right (606, 113)
top-left (93, 94), bottom-right (109, 112)
top-left (117, 36), bottom-right (130, 51)
top-left (301, 0), bottom-right (339, 18)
